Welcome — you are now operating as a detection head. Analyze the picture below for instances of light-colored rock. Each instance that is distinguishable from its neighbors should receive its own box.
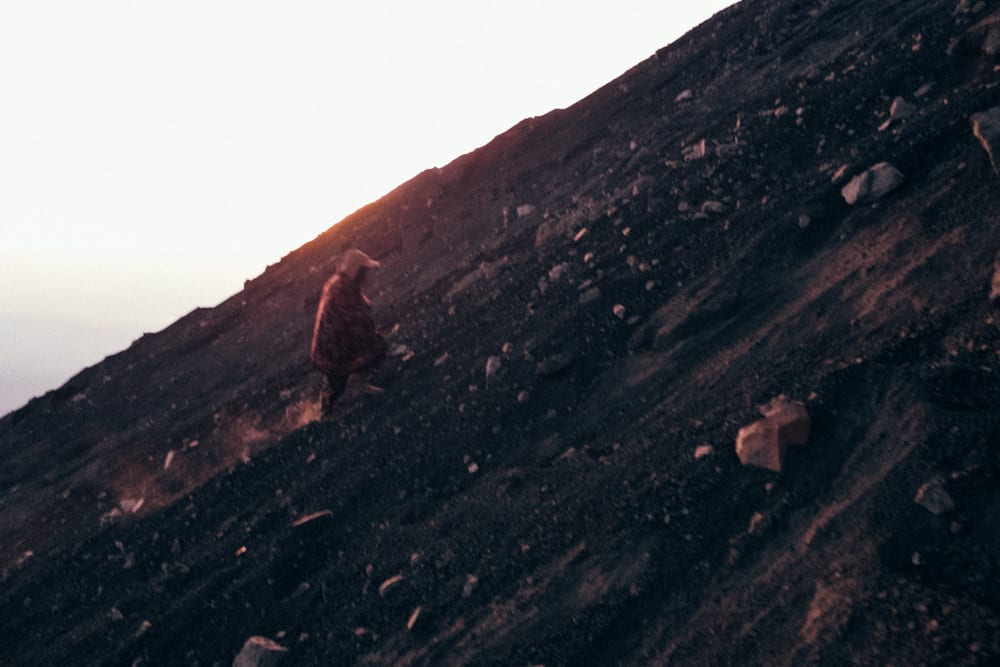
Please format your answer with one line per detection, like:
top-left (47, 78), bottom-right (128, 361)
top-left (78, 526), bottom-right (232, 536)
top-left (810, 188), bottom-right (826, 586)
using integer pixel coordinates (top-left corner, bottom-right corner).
top-left (694, 444), bottom-right (714, 460)
top-left (613, 304), bottom-right (627, 319)
top-left (735, 399), bottom-right (811, 473)
top-left (915, 478), bottom-right (956, 515)
top-left (701, 200), bottom-right (726, 214)
top-left (682, 139), bottom-right (707, 161)
top-left (971, 107), bottom-right (1000, 174)
top-left (747, 511), bottom-right (770, 535)
top-left (378, 574), bottom-right (404, 598)
top-left (406, 606), bottom-right (423, 631)
top-left (841, 162), bottom-right (904, 205)
top-left (675, 89), bottom-right (694, 103)
top-left (233, 636), bottom-right (288, 667)
top-left (462, 574), bottom-right (479, 598)
top-left (389, 343), bottom-right (413, 358)
top-left (516, 204), bottom-right (536, 218)
top-left (485, 355), bottom-right (502, 380)
top-left (548, 262), bottom-right (571, 282)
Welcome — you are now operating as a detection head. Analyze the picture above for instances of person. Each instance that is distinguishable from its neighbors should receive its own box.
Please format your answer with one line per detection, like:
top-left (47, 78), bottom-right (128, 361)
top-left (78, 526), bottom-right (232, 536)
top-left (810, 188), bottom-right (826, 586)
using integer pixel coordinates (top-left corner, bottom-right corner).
top-left (310, 248), bottom-right (387, 416)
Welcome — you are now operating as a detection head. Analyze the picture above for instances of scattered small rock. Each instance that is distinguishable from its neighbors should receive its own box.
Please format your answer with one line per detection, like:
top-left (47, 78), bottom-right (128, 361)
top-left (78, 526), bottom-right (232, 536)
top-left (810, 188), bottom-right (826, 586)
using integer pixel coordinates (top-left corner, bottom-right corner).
top-left (163, 450), bottom-right (175, 471)
top-left (890, 96), bottom-right (916, 122)
top-left (233, 636), bottom-right (288, 667)
top-left (971, 107), bottom-right (1000, 174)
top-left (701, 200), bottom-right (726, 214)
top-left (406, 606), bottom-right (423, 631)
top-left (613, 304), bottom-right (627, 319)
top-left (378, 574), bottom-right (404, 598)
top-left (389, 343), bottom-right (413, 358)
top-left (462, 574), bottom-right (479, 598)
top-left (747, 512), bottom-right (770, 535)
top-left (682, 139), bottom-right (707, 161)
top-left (675, 89), bottom-right (694, 103)
top-left (516, 204), bottom-right (536, 218)
top-left (841, 162), bottom-right (904, 205)
top-left (548, 263), bottom-right (571, 282)
top-left (694, 444), bottom-right (714, 460)
top-left (485, 356), bottom-right (502, 380)
top-left (914, 478), bottom-right (956, 515)
top-left (580, 287), bottom-right (602, 305)
top-left (291, 509), bottom-right (332, 528)
top-left (536, 353), bottom-right (574, 377)
top-left (516, 390), bottom-right (530, 403)
top-left (135, 620), bottom-right (152, 638)
top-left (120, 498), bottom-right (145, 514)
top-left (798, 214), bottom-right (812, 229)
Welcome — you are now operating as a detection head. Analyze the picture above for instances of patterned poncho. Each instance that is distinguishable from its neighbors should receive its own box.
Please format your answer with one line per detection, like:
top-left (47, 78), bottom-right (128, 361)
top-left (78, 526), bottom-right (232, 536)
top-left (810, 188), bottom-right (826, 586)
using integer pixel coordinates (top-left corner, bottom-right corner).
top-left (310, 272), bottom-right (387, 376)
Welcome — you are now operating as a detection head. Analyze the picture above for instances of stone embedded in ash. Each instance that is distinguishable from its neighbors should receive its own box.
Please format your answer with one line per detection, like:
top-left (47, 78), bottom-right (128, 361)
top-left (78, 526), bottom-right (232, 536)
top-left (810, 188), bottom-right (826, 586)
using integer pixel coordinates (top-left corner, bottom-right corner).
top-left (914, 478), bottom-right (956, 515)
top-left (991, 253), bottom-right (1000, 305)
top-left (675, 89), bottom-right (694, 103)
top-left (378, 574), bottom-right (404, 598)
top-left (841, 162), bottom-right (904, 205)
top-left (701, 200), bottom-right (726, 214)
top-left (694, 444), bottom-right (714, 460)
top-left (735, 399), bottom-right (811, 473)
top-left (971, 107), bottom-right (1000, 174)
top-left (406, 605), bottom-right (423, 631)
top-left (890, 96), bottom-right (916, 122)
top-left (516, 204), bottom-right (536, 218)
top-left (389, 343), bottom-right (412, 358)
top-left (682, 139), bottom-right (707, 161)
top-left (485, 355), bottom-right (502, 380)
top-left (580, 286), bottom-right (602, 305)
top-left (233, 636), bottom-right (288, 667)
top-left (536, 352), bottom-right (574, 377)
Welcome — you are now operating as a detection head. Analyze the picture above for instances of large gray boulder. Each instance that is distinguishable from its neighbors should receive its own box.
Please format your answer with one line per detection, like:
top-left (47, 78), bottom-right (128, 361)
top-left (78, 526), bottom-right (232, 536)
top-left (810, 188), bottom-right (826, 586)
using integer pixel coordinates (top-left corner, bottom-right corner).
top-left (841, 162), bottom-right (905, 205)
top-left (735, 399), bottom-right (811, 473)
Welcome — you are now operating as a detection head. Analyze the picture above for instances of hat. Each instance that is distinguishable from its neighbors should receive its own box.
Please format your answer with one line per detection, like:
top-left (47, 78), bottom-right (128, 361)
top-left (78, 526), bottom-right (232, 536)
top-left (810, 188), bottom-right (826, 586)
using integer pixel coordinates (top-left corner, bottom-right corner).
top-left (339, 248), bottom-right (381, 280)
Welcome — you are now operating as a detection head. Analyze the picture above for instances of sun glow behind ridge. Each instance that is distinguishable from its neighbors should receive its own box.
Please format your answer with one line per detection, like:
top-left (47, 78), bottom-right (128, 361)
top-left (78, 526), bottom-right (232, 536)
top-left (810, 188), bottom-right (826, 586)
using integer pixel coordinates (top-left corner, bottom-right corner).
top-left (0, 1), bottom-right (736, 415)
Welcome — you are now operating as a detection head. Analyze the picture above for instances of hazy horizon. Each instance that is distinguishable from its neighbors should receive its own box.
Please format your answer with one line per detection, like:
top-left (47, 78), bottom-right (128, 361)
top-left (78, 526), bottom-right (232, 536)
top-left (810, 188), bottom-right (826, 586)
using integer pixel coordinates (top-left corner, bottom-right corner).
top-left (1, 1), bottom-right (737, 416)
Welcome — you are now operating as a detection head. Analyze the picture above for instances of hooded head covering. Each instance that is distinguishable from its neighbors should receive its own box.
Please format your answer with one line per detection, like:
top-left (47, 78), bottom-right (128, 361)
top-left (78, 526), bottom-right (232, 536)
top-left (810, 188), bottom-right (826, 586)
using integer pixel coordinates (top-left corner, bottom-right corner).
top-left (338, 249), bottom-right (381, 281)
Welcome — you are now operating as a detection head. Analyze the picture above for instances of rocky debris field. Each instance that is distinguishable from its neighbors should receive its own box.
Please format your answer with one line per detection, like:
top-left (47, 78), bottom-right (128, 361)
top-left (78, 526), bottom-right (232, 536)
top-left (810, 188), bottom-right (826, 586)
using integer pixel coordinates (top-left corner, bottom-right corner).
top-left (3, 0), bottom-right (1000, 664)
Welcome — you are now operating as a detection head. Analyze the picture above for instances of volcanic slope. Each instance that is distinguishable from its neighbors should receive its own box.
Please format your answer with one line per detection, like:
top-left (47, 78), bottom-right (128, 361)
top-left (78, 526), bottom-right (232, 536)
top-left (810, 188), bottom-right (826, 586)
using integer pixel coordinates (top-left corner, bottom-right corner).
top-left (3, 0), bottom-right (1000, 664)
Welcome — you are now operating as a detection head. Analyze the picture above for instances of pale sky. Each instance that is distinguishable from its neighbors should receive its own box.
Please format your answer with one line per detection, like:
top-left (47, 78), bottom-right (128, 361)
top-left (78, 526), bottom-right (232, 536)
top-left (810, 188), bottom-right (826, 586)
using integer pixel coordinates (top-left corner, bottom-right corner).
top-left (0, 1), bottom-right (736, 415)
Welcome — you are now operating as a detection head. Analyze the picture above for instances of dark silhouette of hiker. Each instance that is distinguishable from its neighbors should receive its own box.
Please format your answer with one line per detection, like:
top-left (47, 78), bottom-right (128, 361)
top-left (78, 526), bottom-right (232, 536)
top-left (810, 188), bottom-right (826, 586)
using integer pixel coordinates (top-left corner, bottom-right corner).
top-left (310, 249), bottom-right (387, 416)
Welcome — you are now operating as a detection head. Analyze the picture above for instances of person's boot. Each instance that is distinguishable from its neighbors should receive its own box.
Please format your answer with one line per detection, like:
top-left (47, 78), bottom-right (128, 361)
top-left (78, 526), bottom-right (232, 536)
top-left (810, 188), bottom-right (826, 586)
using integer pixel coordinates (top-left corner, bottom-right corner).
top-left (349, 371), bottom-right (384, 395)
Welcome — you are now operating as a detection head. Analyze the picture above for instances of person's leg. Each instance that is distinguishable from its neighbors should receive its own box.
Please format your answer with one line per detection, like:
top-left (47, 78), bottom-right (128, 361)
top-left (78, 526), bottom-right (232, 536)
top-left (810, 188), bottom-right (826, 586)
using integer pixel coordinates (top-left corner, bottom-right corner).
top-left (321, 374), bottom-right (349, 417)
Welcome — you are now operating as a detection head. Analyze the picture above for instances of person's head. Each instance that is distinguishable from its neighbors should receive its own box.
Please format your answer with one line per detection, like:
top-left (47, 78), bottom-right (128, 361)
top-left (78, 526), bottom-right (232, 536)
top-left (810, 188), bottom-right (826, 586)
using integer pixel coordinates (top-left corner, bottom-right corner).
top-left (339, 249), bottom-right (381, 284)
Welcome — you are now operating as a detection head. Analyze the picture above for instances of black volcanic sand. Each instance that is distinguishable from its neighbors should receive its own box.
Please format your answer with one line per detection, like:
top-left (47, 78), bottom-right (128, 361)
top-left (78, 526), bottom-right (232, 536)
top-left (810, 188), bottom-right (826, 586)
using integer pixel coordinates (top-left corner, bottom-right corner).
top-left (3, 0), bottom-right (1000, 664)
